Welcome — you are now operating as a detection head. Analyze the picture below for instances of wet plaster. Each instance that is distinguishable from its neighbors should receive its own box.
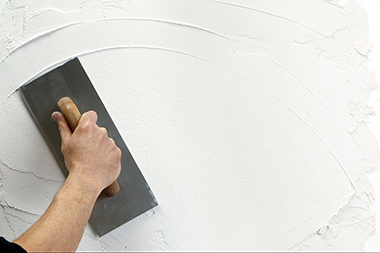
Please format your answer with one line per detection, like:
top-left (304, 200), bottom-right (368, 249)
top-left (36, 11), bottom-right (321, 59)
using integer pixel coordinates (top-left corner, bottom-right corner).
top-left (0, 0), bottom-right (379, 251)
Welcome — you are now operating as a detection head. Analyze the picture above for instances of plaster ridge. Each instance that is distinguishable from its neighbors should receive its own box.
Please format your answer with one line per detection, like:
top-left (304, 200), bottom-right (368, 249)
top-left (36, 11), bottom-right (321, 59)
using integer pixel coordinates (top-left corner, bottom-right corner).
top-left (80, 231), bottom-right (111, 250)
top-left (349, 132), bottom-right (366, 158)
top-left (323, 0), bottom-right (350, 8)
top-left (83, 230), bottom-right (100, 241)
top-left (209, 0), bottom-right (329, 38)
top-left (264, 56), bottom-right (334, 115)
top-left (26, 7), bottom-right (81, 21)
top-left (279, 191), bottom-right (354, 239)
top-left (0, 22), bottom-right (86, 65)
top-left (7, 45), bottom-right (210, 97)
top-left (286, 184), bottom-right (375, 250)
top-left (1, 205), bottom-right (38, 224)
top-left (276, 96), bottom-right (355, 186)
top-left (0, 17), bottom-right (230, 66)
top-left (0, 159), bottom-right (64, 183)
top-left (0, 197), bottom-right (41, 217)
top-left (233, 70), bottom-right (355, 186)
top-left (0, 203), bottom-right (16, 237)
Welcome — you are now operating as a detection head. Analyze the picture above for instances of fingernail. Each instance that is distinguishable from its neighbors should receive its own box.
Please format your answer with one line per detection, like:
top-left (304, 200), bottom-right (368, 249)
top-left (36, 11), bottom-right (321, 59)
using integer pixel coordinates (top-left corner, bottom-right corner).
top-left (52, 112), bottom-right (59, 122)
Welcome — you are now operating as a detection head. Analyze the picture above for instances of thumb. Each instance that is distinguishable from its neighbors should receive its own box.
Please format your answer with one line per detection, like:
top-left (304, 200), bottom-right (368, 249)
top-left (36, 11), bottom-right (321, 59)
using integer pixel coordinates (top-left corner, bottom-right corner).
top-left (52, 111), bottom-right (72, 144)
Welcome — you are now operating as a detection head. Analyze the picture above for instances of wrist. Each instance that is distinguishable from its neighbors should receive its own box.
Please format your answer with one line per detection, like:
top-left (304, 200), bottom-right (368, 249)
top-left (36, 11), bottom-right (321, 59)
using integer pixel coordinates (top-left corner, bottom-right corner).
top-left (62, 172), bottom-right (102, 203)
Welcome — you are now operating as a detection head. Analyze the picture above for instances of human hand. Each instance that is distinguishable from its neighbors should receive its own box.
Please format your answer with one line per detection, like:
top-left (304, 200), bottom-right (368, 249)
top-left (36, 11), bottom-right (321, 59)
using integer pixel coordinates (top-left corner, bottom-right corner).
top-left (52, 110), bottom-right (121, 195)
top-left (13, 111), bottom-right (121, 252)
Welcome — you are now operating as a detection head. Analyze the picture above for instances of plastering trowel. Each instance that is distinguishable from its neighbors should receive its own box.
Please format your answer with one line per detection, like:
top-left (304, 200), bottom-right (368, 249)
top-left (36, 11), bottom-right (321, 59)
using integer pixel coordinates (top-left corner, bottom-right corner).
top-left (19, 58), bottom-right (158, 236)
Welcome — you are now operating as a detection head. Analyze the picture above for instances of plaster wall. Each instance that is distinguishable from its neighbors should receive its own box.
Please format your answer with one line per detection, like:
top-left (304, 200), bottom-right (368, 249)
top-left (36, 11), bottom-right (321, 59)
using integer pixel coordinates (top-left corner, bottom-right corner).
top-left (0, 0), bottom-right (379, 251)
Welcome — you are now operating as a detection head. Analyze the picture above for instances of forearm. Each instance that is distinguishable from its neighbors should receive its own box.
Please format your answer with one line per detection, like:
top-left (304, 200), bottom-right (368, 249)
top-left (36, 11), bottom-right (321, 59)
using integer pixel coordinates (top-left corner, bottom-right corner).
top-left (14, 174), bottom-right (100, 252)
top-left (13, 111), bottom-right (121, 252)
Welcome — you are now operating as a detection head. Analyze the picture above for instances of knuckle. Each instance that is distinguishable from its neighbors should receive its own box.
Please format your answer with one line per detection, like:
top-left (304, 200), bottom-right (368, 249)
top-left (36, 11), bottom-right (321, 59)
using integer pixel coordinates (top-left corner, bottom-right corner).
top-left (81, 111), bottom-right (98, 124)
top-left (82, 121), bottom-right (91, 129)
top-left (58, 124), bottom-right (66, 132)
top-left (79, 118), bottom-right (92, 129)
top-left (88, 110), bottom-right (97, 116)
top-left (88, 110), bottom-right (98, 120)
top-left (85, 110), bottom-right (97, 117)
top-left (99, 127), bottom-right (108, 137)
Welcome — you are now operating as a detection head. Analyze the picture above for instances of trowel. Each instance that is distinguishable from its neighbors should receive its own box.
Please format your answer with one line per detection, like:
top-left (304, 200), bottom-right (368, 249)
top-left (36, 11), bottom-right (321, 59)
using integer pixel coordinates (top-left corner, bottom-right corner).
top-left (19, 58), bottom-right (158, 236)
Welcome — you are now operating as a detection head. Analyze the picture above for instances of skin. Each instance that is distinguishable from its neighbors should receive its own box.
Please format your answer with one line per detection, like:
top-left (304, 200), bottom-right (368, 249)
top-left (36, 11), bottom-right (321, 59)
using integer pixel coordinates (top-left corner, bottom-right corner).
top-left (13, 110), bottom-right (121, 252)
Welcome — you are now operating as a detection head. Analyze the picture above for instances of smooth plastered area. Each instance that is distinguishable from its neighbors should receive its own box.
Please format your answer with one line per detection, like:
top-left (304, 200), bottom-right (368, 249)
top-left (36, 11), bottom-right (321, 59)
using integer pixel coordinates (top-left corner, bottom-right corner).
top-left (0, 0), bottom-right (379, 251)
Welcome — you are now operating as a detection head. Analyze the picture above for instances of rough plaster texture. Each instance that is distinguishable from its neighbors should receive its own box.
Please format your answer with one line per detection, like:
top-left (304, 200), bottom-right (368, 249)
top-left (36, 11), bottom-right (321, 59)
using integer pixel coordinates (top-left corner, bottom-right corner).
top-left (0, 0), bottom-right (379, 251)
top-left (359, 0), bottom-right (380, 251)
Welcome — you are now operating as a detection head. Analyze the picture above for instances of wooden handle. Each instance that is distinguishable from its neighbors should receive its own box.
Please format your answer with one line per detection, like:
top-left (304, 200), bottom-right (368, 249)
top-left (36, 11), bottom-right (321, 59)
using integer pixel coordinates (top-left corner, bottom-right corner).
top-left (57, 97), bottom-right (120, 197)
top-left (57, 97), bottom-right (81, 132)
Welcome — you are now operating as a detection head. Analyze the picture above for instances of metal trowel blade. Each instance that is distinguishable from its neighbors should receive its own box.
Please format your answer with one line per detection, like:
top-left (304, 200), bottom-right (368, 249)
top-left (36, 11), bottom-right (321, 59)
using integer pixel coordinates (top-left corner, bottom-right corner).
top-left (19, 58), bottom-right (158, 236)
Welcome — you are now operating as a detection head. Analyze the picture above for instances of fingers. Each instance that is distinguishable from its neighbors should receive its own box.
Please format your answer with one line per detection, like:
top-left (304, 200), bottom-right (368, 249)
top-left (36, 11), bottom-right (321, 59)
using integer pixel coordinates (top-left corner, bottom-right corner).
top-left (80, 110), bottom-right (98, 124)
top-left (52, 111), bottom-right (72, 144)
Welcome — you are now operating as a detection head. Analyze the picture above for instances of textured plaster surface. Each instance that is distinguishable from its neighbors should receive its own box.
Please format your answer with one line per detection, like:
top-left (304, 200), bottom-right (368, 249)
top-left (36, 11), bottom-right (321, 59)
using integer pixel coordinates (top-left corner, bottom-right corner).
top-left (360, 0), bottom-right (380, 251)
top-left (0, 0), bottom-right (379, 251)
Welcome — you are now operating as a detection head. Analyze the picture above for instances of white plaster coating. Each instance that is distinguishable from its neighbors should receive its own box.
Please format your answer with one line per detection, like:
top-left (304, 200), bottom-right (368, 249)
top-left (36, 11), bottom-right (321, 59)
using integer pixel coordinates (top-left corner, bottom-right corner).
top-left (359, 0), bottom-right (380, 251)
top-left (0, 0), bottom-right (378, 251)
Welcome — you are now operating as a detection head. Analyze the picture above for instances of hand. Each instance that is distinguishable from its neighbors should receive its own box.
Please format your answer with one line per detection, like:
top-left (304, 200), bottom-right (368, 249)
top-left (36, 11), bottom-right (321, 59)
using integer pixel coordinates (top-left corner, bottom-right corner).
top-left (52, 110), bottom-right (121, 195)
top-left (13, 111), bottom-right (122, 252)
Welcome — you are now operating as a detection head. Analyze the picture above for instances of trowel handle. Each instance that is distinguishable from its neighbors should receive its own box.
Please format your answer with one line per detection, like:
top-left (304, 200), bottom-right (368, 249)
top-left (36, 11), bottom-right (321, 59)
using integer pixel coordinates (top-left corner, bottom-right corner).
top-left (57, 97), bottom-right (81, 132)
top-left (57, 97), bottom-right (120, 197)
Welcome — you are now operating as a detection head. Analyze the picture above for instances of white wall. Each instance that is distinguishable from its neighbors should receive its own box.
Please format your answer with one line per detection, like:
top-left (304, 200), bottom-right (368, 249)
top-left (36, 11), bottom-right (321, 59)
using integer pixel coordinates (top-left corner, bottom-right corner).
top-left (360, 0), bottom-right (380, 251)
top-left (0, 0), bottom-right (379, 251)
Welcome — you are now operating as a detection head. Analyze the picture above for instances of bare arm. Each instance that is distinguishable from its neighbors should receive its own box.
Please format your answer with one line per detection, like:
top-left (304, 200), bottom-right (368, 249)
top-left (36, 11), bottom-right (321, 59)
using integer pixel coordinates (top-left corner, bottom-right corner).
top-left (13, 110), bottom-right (121, 252)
